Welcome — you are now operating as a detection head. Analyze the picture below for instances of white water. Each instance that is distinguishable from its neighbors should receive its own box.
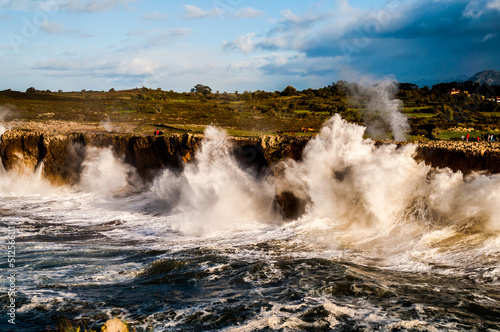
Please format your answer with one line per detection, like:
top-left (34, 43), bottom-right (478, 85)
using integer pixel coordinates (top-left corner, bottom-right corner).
top-left (151, 126), bottom-right (278, 237)
top-left (278, 115), bottom-right (500, 271)
top-left (78, 147), bottom-right (142, 195)
top-left (348, 80), bottom-right (410, 141)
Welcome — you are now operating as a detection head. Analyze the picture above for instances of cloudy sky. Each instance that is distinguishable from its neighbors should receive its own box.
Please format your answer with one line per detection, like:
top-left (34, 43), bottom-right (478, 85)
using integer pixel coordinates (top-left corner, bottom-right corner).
top-left (0, 0), bottom-right (499, 92)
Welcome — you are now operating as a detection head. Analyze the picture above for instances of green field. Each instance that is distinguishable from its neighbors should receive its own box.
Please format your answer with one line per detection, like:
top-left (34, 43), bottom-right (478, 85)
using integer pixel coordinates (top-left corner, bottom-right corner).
top-left (1, 85), bottom-right (499, 139)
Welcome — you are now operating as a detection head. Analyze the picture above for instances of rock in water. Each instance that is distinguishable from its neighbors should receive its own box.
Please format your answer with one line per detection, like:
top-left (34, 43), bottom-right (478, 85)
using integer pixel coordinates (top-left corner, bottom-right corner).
top-left (101, 318), bottom-right (128, 332)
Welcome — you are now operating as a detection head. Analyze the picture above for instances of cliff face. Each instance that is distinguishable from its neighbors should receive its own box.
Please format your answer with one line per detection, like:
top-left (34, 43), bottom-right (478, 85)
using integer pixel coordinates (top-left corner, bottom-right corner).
top-left (0, 130), bottom-right (201, 185)
top-left (0, 130), bottom-right (309, 186)
top-left (3, 130), bottom-right (500, 186)
top-left (412, 141), bottom-right (500, 174)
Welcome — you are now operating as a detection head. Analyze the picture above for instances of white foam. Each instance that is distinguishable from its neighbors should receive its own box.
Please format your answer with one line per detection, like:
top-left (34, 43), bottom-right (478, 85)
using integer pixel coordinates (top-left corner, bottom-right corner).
top-left (78, 147), bottom-right (141, 195)
top-left (151, 126), bottom-right (279, 237)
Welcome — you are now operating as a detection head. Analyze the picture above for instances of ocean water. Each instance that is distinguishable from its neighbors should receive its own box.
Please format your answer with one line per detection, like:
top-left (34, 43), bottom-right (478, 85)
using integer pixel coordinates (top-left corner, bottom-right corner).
top-left (1, 115), bottom-right (499, 331)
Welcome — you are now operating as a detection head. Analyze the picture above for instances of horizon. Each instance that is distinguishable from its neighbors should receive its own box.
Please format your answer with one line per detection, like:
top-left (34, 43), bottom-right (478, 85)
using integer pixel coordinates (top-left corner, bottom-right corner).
top-left (0, 0), bottom-right (499, 92)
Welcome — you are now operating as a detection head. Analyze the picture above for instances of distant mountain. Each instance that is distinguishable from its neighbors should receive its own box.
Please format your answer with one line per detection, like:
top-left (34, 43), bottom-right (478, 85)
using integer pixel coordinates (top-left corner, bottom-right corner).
top-left (467, 70), bottom-right (500, 85)
top-left (413, 74), bottom-right (469, 88)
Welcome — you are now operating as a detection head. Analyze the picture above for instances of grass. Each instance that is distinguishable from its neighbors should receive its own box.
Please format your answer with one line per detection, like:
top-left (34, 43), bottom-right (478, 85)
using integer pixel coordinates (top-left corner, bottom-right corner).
top-left (225, 128), bottom-right (274, 137)
top-left (2, 88), bottom-right (499, 139)
top-left (435, 130), bottom-right (483, 141)
top-left (405, 113), bottom-right (436, 118)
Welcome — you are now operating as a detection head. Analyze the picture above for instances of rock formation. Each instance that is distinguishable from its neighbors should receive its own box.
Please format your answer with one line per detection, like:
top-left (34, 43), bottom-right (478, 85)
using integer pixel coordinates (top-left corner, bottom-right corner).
top-left (412, 140), bottom-right (500, 174)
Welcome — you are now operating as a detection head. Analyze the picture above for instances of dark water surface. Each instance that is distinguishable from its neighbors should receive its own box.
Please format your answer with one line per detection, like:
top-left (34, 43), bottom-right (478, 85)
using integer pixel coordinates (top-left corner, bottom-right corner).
top-left (1, 204), bottom-right (499, 331)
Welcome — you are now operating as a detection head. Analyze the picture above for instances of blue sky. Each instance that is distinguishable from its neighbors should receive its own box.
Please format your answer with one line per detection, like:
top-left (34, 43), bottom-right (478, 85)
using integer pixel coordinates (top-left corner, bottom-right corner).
top-left (0, 0), bottom-right (499, 92)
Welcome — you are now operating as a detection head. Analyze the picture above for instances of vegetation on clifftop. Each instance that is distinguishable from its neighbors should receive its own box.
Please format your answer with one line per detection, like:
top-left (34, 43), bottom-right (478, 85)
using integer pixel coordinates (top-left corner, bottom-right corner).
top-left (1, 80), bottom-right (499, 139)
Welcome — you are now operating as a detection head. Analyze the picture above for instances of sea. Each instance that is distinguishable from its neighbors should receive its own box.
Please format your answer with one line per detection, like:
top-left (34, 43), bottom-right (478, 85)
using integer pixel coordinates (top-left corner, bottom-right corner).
top-left (0, 115), bottom-right (499, 331)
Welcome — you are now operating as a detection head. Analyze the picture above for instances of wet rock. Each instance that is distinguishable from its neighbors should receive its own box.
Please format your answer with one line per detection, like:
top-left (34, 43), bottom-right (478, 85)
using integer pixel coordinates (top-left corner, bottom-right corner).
top-left (275, 190), bottom-right (307, 220)
top-left (101, 318), bottom-right (128, 332)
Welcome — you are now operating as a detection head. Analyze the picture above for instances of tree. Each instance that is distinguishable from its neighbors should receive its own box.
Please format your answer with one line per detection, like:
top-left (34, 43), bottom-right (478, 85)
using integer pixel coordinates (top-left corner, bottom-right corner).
top-left (281, 85), bottom-right (297, 96)
top-left (26, 87), bottom-right (36, 93)
top-left (191, 84), bottom-right (212, 95)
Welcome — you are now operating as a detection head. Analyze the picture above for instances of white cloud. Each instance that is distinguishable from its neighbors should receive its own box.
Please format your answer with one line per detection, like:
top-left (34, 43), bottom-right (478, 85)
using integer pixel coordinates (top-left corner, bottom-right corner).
top-left (233, 7), bottom-right (265, 18)
top-left (141, 11), bottom-right (167, 20)
top-left (223, 33), bottom-right (258, 53)
top-left (181, 4), bottom-right (217, 19)
top-left (41, 20), bottom-right (66, 34)
top-left (227, 52), bottom-right (343, 77)
top-left (33, 57), bottom-right (162, 77)
top-left (462, 0), bottom-right (500, 18)
top-left (0, 0), bottom-right (135, 12)
top-left (63, 0), bottom-right (135, 12)
top-left (463, 1), bottom-right (484, 18)
top-left (488, 0), bottom-right (500, 10)
top-left (224, 6), bottom-right (337, 55)
top-left (32, 58), bottom-right (79, 70)
top-left (128, 28), bottom-right (190, 47)
top-left (481, 32), bottom-right (496, 42)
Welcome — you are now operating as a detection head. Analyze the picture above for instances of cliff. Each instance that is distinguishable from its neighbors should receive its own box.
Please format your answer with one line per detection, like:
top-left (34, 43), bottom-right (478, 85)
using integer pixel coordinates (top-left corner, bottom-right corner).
top-left (3, 130), bottom-right (500, 186)
top-left (0, 130), bottom-right (309, 186)
top-left (412, 140), bottom-right (500, 174)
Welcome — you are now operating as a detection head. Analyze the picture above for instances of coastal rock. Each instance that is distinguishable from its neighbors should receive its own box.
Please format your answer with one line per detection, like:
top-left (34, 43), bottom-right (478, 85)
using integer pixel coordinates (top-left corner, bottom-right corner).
top-left (101, 318), bottom-right (128, 332)
top-left (0, 131), bottom-right (202, 184)
top-left (3, 130), bottom-right (500, 184)
top-left (412, 141), bottom-right (500, 174)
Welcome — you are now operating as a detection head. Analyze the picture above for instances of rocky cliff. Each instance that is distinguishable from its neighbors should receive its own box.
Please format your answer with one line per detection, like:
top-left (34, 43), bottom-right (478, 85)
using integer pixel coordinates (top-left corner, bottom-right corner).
top-left (0, 130), bottom-right (309, 186)
top-left (412, 140), bottom-right (500, 174)
top-left (2, 130), bottom-right (500, 186)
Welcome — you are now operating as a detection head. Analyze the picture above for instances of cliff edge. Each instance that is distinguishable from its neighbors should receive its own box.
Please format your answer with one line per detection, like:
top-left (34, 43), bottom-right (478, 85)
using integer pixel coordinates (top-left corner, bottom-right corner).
top-left (2, 130), bottom-right (500, 186)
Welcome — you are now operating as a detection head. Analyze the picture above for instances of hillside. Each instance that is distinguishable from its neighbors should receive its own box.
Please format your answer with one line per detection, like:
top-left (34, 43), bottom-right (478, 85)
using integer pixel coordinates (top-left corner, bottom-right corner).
top-left (468, 70), bottom-right (500, 85)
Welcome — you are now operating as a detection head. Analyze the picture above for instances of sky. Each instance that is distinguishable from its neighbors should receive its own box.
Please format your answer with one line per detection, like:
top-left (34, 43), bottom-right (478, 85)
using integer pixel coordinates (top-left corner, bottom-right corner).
top-left (0, 0), bottom-right (499, 92)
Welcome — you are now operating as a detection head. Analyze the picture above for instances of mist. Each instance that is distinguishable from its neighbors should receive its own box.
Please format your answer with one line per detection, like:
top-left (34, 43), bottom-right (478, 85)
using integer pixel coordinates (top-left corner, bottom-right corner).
top-left (347, 80), bottom-right (410, 141)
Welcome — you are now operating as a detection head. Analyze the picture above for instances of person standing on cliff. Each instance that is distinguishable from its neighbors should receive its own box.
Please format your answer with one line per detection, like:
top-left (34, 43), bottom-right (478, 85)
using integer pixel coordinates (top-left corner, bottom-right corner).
top-left (466, 133), bottom-right (470, 142)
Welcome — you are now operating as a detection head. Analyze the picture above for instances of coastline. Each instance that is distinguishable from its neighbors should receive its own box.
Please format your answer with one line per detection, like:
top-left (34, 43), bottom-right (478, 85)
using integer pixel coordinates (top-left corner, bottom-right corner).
top-left (2, 121), bottom-right (500, 188)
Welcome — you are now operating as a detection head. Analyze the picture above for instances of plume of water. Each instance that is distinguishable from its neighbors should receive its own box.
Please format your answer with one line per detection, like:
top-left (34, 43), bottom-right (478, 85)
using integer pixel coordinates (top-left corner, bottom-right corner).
top-left (347, 80), bottom-right (410, 141)
top-left (78, 147), bottom-right (140, 195)
top-left (278, 114), bottom-right (500, 262)
top-left (0, 105), bottom-right (9, 136)
top-left (0, 158), bottom-right (61, 195)
top-left (152, 126), bottom-right (278, 237)
top-left (100, 117), bottom-right (116, 132)
top-left (365, 81), bottom-right (409, 141)
top-left (280, 114), bottom-right (427, 236)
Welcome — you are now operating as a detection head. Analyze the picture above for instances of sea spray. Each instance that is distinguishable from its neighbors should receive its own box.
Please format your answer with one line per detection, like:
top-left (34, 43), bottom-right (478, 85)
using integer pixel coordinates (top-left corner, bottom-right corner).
top-left (347, 80), bottom-right (410, 141)
top-left (100, 117), bottom-right (117, 132)
top-left (152, 126), bottom-right (278, 236)
top-left (79, 147), bottom-right (141, 195)
top-left (0, 157), bottom-right (61, 195)
top-left (276, 114), bottom-right (500, 266)
top-left (0, 105), bottom-right (9, 136)
top-left (279, 114), bottom-right (427, 238)
top-left (365, 81), bottom-right (409, 141)
top-left (0, 116), bottom-right (61, 195)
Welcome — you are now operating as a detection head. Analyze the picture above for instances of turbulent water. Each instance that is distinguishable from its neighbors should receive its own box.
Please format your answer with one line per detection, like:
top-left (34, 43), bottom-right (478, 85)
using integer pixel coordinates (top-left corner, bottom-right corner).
top-left (1, 115), bottom-right (499, 331)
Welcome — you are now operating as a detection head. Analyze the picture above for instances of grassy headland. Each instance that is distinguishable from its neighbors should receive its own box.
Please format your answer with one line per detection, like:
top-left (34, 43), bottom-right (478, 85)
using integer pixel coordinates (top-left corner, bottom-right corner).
top-left (1, 81), bottom-right (499, 140)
